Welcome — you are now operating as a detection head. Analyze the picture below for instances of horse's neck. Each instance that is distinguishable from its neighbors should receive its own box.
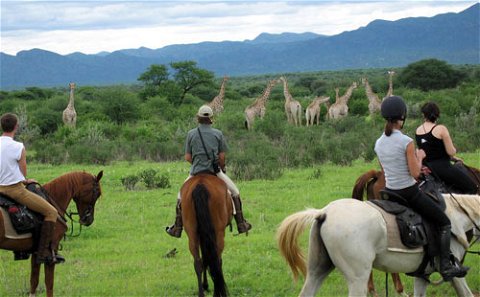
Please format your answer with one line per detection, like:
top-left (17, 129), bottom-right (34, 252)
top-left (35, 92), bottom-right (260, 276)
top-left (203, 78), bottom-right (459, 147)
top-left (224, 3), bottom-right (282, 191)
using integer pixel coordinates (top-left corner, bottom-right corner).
top-left (445, 194), bottom-right (480, 234)
top-left (43, 174), bottom-right (79, 212)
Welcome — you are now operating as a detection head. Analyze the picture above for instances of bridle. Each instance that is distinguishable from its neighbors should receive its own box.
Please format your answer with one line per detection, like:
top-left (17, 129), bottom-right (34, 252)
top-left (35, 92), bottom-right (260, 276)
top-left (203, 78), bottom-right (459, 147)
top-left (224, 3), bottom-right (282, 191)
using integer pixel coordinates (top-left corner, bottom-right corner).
top-left (66, 176), bottom-right (101, 237)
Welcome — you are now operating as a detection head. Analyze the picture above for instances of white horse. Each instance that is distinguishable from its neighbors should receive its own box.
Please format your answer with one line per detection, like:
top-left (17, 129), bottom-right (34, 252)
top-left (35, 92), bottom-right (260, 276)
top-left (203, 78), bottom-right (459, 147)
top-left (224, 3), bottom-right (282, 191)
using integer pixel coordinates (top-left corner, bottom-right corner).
top-left (277, 195), bottom-right (479, 297)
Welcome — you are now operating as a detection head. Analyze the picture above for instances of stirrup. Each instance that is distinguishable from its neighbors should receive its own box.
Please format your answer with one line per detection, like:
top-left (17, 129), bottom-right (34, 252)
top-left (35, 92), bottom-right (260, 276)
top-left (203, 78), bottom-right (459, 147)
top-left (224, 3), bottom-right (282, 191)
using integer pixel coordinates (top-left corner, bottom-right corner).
top-left (237, 222), bottom-right (252, 234)
top-left (165, 225), bottom-right (182, 238)
top-left (441, 266), bottom-right (469, 281)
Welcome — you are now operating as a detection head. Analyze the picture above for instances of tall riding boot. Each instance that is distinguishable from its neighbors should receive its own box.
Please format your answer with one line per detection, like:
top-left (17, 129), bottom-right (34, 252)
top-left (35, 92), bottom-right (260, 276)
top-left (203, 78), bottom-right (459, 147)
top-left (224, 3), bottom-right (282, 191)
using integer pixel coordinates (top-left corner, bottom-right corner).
top-left (438, 225), bottom-right (469, 281)
top-left (232, 195), bottom-right (252, 234)
top-left (165, 200), bottom-right (183, 238)
top-left (36, 221), bottom-right (63, 265)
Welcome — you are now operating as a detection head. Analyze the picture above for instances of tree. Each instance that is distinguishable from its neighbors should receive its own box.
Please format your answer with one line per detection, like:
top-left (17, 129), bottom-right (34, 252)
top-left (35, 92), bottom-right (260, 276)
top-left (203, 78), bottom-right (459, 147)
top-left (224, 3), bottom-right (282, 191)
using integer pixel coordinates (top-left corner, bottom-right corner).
top-left (398, 59), bottom-right (464, 91)
top-left (170, 61), bottom-right (214, 104)
top-left (99, 88), bottom-right (140, 124)
top-left (138, 64), bottom-right (169, 99)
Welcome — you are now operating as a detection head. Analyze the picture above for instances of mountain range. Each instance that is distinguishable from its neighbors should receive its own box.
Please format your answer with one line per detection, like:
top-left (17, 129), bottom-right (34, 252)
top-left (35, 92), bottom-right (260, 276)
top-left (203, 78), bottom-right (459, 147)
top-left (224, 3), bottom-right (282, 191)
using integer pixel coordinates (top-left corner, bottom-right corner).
top-left (1, 3), bottom-right (478, 90)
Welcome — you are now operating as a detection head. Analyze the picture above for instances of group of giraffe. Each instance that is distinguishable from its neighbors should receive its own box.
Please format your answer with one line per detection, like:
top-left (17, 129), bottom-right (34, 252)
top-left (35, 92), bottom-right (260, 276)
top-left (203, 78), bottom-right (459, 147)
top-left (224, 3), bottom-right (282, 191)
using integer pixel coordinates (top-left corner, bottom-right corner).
top-left (208, 71), bottom-right (396, 130)
top-left (61, 71), bottom-right (395, 130)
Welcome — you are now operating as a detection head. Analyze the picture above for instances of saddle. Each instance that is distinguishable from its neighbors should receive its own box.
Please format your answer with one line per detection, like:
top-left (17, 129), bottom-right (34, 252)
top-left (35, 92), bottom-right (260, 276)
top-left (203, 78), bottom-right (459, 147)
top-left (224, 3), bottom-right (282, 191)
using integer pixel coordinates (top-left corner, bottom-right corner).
top-left (0, 183), bottom-right (48, 235)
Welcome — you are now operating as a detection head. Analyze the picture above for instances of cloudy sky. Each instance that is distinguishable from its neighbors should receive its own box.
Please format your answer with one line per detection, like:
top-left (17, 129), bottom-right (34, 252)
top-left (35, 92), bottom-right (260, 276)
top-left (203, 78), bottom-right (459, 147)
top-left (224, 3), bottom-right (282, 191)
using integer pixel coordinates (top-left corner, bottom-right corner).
top-left (1, 1), bottom-right (476, 56)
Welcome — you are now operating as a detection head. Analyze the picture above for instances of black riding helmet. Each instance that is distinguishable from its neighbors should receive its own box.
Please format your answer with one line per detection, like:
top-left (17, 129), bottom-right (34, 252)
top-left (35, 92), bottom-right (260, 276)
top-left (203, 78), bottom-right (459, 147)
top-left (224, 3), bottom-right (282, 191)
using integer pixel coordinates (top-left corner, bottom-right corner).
top-left (381, 96), bottom-right (407, 121)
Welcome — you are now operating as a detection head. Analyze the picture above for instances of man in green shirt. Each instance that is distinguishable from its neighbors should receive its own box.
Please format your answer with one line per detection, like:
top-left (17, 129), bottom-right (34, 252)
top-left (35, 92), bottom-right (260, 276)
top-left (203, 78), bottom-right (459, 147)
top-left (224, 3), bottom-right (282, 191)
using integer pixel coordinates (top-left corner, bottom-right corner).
top-left (166, 105), bottom-right (252, 237)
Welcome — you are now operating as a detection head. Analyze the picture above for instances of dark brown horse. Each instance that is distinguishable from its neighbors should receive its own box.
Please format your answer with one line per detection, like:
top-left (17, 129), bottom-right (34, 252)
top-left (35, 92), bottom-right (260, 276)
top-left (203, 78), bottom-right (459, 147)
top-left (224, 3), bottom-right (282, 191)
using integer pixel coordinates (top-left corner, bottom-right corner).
top-left (0, 170), bottom-right (103, 297)
top-left (351, 163), bottom-right (480, 296)
top-left (181, 173), bottom-right (233, 297)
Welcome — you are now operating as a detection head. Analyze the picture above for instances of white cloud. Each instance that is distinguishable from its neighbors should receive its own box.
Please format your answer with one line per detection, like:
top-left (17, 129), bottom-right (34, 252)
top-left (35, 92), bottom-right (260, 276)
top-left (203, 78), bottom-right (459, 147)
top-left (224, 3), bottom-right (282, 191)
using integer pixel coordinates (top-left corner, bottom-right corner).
top-left (0, 1), bottom-right (476, 55)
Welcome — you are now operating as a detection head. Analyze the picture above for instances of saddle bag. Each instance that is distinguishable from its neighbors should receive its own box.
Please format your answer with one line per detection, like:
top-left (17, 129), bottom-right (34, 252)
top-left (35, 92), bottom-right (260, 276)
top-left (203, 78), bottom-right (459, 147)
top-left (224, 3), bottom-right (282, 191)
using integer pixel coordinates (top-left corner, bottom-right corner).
top-left (7, 204), bottom-right (39, 234)
top-left (395, 208), bottom-right (428, 248)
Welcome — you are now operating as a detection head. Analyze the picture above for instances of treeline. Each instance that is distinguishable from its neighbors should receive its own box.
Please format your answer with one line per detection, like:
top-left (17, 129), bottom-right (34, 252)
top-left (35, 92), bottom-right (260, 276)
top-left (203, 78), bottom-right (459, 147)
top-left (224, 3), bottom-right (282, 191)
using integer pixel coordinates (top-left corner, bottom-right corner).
top-left (0, 59), bottom-right (479, 180)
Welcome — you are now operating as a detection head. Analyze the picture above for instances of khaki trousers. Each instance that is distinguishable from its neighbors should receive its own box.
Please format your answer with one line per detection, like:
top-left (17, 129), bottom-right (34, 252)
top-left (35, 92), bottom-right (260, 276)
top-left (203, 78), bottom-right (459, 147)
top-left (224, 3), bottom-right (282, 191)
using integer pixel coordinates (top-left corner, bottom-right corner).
top-left (0, 182), bottom-right (57, 222)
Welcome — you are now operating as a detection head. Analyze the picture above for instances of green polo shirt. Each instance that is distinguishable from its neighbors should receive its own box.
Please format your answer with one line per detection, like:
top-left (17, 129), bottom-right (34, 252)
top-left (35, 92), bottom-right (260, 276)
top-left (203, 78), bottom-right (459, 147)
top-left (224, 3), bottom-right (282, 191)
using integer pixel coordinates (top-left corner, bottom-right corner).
top-left (185, 124), bottom-right (228, 175)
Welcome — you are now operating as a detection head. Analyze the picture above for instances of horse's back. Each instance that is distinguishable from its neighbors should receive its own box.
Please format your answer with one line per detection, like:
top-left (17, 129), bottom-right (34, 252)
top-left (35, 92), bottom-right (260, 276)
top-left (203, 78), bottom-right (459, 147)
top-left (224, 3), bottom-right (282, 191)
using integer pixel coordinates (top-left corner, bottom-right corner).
top-left (321, 199), bottom-right (387, 252)
top-left (181, 174), bottom-right (232, 232)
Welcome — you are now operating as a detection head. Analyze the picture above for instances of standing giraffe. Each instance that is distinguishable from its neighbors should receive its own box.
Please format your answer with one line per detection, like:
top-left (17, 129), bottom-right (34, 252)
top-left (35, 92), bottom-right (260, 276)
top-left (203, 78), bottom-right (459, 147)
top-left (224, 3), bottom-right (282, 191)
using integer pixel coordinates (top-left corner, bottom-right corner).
top-left (207, 76), bottom-right (229, 114)
top-left (279, 76), bottom-right (302, 126)
top-left (385, 70), bottom-right (395, 98)
top-left (362, 77), bottom-right (381, 114)
top-left (305, 96), bottom-right (330, 126)
top-left (62, 82), bottom-right (77, 128)
top-left (244, 79), bottom-right (278, 130)
top-left (328, 82), bottom-right (358, 120)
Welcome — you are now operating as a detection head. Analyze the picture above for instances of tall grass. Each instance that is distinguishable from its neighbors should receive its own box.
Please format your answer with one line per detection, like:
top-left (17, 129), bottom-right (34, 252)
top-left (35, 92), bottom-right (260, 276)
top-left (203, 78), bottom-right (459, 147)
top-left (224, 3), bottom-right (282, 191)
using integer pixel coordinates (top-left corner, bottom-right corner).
top-left (0, 153), bottom-right (479, 296)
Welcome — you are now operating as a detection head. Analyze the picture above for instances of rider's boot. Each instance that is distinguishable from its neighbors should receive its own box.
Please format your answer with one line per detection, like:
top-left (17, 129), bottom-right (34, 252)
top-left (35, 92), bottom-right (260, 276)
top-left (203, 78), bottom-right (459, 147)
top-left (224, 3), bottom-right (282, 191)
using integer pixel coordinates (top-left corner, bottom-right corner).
top-left (438, 225), bottom-right (469, 281)
top-left (36, 221), bottom-right (64, 264)
top-left (232, 195), bottom-right (252, 234)
top-left (165, 200), bottom-right (183, 238)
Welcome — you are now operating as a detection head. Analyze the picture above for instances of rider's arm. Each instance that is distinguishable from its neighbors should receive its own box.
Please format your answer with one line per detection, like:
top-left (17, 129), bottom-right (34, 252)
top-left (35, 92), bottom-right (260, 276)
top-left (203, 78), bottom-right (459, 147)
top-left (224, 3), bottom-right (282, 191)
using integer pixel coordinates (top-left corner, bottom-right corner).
top-left (438, 125), bottom-right (457, 157)
top-left (218, 152), bottom-right (226, 171)
top-left (406, 142), bottom-right (425, 179)
top-left (18, 147), bottom-right (27, 178)
top-left (185, 153), bottom-right (192, 164)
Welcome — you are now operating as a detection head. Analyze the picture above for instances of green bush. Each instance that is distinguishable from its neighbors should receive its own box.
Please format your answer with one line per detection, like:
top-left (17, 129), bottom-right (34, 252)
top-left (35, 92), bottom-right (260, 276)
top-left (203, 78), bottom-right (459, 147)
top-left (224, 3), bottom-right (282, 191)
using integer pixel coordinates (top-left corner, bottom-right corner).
top-left (121, 175), bottom-right (141, 191)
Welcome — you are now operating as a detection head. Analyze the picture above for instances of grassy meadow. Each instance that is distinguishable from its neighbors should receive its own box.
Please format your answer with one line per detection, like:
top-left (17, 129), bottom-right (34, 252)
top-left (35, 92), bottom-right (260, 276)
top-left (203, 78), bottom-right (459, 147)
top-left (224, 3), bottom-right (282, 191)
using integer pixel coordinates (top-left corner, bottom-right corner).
top-left (0, 152), bottom-right (479, 297)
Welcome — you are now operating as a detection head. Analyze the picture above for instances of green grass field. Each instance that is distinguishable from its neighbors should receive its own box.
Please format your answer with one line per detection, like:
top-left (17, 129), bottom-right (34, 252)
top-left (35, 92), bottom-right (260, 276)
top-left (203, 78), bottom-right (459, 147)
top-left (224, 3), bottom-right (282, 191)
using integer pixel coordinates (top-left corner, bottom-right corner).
top-left (1, 152), bottom-right (479, 297)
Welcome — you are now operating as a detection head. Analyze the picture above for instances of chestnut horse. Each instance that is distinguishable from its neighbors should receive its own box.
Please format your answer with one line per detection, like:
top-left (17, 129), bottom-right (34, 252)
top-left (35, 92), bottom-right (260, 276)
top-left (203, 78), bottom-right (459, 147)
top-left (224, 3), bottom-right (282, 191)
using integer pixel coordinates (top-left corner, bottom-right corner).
top-left (181, 173), bottom-right (233, 297)
top-left (0, 170), bottom-right (103, 297)
top-left (351, 163), bottom-right (480, 296)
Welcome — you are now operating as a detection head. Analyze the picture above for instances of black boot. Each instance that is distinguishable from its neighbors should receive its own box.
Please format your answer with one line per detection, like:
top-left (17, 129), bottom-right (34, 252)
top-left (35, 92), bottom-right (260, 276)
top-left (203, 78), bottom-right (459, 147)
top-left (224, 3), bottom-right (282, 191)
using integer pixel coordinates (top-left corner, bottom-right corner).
top-left (36, 221), bottom-right (64, 265)
top-left (166, 200), bottom-right (183, 238)
top-left (438, 225), bottom-right (469, 281)
top-left (232, 195), bottom-right (252, 234)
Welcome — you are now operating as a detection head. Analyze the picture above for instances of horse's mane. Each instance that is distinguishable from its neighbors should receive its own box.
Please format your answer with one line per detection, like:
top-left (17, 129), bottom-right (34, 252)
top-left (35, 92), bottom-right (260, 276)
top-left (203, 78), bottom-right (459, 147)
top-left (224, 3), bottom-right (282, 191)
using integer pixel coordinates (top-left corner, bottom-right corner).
top-left (43, 171), bottom-right (93, 200)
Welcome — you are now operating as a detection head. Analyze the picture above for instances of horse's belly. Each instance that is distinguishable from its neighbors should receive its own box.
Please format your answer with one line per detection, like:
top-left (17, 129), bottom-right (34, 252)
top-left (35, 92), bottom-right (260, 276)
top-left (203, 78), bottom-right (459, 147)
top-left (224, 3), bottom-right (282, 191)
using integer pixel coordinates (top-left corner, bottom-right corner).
top-left (374, 251), bottom-right (424, 273)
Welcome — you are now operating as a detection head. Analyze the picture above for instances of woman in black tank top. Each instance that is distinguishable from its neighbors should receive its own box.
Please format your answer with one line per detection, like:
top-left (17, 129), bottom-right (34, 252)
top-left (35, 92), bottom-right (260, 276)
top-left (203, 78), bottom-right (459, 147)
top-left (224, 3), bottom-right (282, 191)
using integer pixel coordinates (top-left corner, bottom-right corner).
top-left (415, 102), bottom-right (477, 194)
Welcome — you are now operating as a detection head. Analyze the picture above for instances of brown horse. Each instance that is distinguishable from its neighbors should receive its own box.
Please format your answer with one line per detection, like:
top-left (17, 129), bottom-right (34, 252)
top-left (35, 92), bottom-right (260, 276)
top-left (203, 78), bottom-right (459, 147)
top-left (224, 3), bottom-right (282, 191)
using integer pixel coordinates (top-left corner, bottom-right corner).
top-left (351, 163), bottom-right (480, 296)
top-left (0, 170), bottom-right (103, 297)
top-left (181, 173), bottom-right (233, 297)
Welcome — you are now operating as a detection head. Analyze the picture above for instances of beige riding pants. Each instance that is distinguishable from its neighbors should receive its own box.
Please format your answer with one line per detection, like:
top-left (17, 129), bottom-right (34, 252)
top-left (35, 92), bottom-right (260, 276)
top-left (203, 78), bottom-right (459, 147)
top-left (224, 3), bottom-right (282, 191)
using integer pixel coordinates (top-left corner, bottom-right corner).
top-left (177, 171), bottom-right (240, 200)
top-left (0, 182), bottom-right (57, 222)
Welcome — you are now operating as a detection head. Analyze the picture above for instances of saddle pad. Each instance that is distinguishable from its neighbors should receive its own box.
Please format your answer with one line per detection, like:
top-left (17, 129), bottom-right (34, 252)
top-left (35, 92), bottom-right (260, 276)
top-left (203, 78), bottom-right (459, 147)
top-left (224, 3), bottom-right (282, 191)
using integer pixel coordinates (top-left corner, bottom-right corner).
top-left (367, 201), bottom-right (423, 254)
top-left (0, 208), bottom-right (32, 239)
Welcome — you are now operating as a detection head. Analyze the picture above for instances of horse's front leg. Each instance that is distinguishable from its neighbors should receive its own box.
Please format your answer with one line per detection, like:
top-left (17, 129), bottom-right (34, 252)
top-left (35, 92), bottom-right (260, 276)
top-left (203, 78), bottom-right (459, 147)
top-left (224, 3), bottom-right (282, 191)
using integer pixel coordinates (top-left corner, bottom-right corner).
top-left (29, 256), bottom-right (40, 297)
top-left (202, 263), bottom-right (208, 292)
top-left (413, 277), bottom-right (429, 297)
top-left (391, 273), bottom-right (407, 296)
top-left (451, 277), bottom-right (474, 297)
top-left (194, 257), bottom-right (204, 297)
top-left (44, 263), bottom-right (55, 297)
top-left (367, 272), bottom-right (378, 297)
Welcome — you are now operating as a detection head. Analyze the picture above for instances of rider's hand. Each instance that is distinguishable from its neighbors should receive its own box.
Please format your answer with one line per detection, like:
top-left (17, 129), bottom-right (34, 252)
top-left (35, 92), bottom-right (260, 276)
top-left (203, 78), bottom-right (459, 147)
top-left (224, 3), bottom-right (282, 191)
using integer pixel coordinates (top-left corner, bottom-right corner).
top-left (23, 178), bottom-right (37, 184)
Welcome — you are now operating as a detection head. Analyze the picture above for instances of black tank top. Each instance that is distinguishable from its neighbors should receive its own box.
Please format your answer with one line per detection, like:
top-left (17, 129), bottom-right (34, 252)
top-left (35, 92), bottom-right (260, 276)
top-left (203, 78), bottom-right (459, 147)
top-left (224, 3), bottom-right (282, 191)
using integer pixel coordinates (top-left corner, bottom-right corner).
top-left (415, 125), bottom-right (450, 162)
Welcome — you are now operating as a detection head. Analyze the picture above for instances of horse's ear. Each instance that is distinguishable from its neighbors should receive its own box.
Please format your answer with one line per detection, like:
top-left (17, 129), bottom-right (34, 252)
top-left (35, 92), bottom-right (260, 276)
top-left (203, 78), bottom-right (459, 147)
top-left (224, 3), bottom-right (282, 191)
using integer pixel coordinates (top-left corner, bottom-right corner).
top-left (96, 170), bottom-right (104, 181)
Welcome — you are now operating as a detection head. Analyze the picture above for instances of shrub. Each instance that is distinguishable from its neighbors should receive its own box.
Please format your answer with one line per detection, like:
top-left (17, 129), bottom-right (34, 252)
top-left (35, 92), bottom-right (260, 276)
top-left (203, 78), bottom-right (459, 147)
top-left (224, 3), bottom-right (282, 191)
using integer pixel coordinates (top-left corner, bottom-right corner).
top-left (121, 175), bottom-right (141, 191)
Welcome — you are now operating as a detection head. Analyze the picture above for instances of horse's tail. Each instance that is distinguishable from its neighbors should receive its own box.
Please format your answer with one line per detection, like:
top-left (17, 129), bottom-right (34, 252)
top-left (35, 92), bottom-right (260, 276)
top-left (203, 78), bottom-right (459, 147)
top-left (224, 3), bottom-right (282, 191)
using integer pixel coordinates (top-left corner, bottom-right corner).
top-left (276, 208), bottom-right (324, 281)
top-left (192, 184), bottom-right (228, 297)
top-left (351, 170), bottom-right (379, 201)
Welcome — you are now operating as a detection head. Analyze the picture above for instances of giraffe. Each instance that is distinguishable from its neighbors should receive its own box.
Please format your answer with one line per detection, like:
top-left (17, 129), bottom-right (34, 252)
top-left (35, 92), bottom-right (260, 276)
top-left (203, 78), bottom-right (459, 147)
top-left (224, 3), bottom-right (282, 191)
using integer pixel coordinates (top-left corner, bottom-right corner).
top-left (328, 82), bottom-right (358, 120)
top-left (385, 70), bottom-right (395, 98)
top-left (279, 76), bottom-right (302, 126)
top-left (305, 96), bottom-right (330, 126)
top-left (362, 77), bottom-right (381, 114)
top-left (62, 82), bottom-right (77, 128)
top-left (207, 75), bottom-right (229, 114)
top-left (244, 79), bottom-right (278, 130)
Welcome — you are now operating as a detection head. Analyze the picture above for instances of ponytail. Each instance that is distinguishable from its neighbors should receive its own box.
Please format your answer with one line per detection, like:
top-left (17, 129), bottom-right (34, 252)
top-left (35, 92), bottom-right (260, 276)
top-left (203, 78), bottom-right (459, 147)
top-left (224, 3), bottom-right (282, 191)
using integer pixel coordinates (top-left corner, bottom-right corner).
top-left (384, 121), bottom-right (395, 136)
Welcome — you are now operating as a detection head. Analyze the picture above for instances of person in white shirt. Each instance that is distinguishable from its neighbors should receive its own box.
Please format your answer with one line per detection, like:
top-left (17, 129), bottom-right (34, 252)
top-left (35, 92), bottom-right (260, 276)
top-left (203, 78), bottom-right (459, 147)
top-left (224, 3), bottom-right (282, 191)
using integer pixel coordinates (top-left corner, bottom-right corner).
top-left (0, 113), bottom-right (63, 264)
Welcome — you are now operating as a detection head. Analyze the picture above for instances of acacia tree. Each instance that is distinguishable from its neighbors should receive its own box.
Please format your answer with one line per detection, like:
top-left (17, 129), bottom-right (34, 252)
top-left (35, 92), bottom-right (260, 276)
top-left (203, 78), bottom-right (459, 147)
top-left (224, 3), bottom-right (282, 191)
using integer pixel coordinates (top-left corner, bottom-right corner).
top-left (137, 64), bottom-right (169, 99)
top-left (170, 61), bottom-right (214, 105)
top-left (399, 59), bottom-right (464, 91)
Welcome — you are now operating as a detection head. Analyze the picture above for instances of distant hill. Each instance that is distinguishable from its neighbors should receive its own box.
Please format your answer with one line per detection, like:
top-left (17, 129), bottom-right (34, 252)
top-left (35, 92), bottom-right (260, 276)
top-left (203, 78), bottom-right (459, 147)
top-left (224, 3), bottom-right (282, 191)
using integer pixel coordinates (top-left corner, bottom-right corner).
top-left (1, 3), bottom-right (478, 90)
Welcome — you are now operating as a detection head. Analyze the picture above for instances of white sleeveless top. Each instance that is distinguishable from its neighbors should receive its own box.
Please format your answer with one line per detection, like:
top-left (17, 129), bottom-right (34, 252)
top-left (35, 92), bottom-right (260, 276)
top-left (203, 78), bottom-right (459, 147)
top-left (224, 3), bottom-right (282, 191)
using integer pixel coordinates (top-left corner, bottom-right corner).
top-left (374, 130), bottom-right (416, 190)
top-left (0, 136), bottom-right (26, 185)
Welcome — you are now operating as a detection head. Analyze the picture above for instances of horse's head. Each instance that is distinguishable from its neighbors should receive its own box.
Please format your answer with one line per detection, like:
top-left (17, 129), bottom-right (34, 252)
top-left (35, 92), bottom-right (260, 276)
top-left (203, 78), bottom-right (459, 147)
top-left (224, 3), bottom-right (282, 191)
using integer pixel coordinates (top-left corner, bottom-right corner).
top-left (72, 171), bottom-right (103, 226)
